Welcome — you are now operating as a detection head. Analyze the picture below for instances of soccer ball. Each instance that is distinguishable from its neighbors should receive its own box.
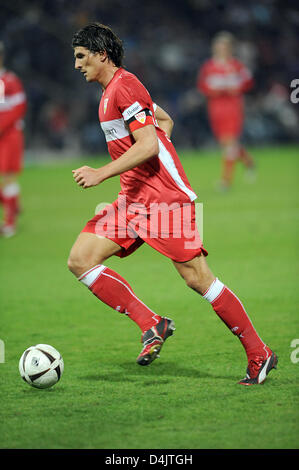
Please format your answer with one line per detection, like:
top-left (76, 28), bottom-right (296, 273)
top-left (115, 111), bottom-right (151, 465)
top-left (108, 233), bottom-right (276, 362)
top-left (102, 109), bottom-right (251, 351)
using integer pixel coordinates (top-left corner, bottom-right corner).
top-left (19, 344), bottom-right (64, 389)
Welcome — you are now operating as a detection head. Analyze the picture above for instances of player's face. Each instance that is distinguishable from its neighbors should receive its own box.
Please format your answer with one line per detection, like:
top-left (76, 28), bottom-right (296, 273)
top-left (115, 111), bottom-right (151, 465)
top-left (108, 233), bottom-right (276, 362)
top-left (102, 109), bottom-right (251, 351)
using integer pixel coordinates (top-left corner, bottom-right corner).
top-left (213, 39), bottom-right (232, 59)
top-left (74, 46), bottom-right (104, 82)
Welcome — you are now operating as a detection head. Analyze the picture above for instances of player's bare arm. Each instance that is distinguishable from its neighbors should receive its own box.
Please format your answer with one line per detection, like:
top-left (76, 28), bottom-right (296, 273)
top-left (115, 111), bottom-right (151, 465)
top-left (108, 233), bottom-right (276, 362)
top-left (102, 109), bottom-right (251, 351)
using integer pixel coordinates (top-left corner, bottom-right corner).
top-left (154, 104), bottom-right (174, 138)
top-left (72, 124), bottom-right (159, 188)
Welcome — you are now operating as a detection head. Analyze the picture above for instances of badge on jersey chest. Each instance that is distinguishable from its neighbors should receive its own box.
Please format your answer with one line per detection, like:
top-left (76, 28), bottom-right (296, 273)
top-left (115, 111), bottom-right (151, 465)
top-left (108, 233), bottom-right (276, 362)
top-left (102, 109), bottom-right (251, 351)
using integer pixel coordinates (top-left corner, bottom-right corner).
top-left (103, 98), bottom-right (109, 114)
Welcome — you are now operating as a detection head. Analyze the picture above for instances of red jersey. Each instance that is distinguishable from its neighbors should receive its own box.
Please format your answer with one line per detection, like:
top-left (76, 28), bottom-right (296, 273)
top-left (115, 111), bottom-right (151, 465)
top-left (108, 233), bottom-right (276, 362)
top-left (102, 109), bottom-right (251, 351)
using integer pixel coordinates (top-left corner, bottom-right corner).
top-left (197, 58), bottom-right (253, 139)
top-left (0, 68), bottom-right (26, 136)
top-left (0, 69), bottom-right (26, 173)
top-left (197, 57), bottom-right (253, 99)
top-left (98, 68), bottom-right (197, 212)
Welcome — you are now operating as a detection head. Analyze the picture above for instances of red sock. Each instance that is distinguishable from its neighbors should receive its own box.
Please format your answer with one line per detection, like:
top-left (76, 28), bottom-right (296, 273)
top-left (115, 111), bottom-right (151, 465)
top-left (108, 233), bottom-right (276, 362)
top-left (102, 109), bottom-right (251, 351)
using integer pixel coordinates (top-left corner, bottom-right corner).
top-left (203, 278), bottom-right (268, 360)
top-left (222, 158), bottom-right (236, 186)
top-left (3, 195), bottom-right (19, 226)
top-left (2, 183), bottom-right (20, 227)
top-left (78, 265), bottom-right (162, 332)
top-left (238, 146), bottom-right (255, 168)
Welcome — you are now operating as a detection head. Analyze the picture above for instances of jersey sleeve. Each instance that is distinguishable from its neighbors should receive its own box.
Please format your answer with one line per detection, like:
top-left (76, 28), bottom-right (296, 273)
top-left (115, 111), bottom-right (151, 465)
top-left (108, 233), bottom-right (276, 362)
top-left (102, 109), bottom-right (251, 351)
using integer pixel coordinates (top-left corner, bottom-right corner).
top-left (116, 76), bottom-right (155, 132)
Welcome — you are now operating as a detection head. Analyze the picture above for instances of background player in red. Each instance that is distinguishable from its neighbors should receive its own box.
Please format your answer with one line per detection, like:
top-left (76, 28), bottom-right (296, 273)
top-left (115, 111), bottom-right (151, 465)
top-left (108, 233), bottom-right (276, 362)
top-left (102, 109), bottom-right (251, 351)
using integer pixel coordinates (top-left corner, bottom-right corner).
top-left (197, 31), bottom-right (255, 189)
top-left (68, 23), bottom-right (277, 385)
top-left (0, 41), bottom-right (26, 237)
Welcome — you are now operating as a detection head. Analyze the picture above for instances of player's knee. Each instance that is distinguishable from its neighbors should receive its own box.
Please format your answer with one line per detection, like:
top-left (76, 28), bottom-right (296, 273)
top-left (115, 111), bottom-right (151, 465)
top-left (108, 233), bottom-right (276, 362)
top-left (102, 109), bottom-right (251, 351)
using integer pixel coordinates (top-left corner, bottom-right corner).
top-left (67, 250), bottom-right (94, 278)
top-left (183, 269), bottom-right (214, 295)
top-left (67, 252), bottom-right (82, 277)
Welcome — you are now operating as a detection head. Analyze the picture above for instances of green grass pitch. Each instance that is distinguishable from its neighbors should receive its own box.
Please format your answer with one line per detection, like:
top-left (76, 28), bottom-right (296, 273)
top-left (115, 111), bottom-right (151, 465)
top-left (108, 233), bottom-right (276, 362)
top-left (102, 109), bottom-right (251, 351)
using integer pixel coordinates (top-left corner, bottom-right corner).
top-left (0, 145), bottom-right (298, 449)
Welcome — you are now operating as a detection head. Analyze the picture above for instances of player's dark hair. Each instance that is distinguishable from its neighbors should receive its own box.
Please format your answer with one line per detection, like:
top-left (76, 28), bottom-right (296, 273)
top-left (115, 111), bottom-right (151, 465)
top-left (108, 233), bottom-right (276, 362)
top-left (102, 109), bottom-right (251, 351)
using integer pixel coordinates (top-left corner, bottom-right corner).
top-left (72, 23), bottom-right (124, 67)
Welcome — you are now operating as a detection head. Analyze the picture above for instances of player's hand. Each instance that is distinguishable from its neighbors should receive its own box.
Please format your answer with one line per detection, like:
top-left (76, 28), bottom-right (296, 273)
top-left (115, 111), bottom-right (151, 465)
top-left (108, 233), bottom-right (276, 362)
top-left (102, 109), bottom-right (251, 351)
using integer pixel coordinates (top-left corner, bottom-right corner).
top-left (72, 166), bottom-right (104, 188)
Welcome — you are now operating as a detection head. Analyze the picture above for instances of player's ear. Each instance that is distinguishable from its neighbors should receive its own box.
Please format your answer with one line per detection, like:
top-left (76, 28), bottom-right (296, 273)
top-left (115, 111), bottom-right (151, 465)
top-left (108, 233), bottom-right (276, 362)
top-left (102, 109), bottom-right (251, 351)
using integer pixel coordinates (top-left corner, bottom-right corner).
top-left (98, 50), bottom-right (108, 62)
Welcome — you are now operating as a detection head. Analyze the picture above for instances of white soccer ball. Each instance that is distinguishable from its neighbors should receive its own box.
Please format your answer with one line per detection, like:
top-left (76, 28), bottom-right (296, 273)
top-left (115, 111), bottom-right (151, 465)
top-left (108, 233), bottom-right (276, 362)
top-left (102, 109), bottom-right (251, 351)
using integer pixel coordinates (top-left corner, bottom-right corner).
top-left (19, 344), bottom-right (64, 389)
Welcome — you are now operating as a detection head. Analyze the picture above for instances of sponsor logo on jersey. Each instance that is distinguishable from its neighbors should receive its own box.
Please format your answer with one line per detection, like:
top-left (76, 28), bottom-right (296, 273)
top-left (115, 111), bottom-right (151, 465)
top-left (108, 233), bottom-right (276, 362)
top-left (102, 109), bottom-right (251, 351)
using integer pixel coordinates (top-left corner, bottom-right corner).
top-left (135, 111), bottom-right (146, 124)
top-left (104, 127), bottom-right (117, 138)
top-left (122, 101), bottom-right (142, 120)
top-left (100, 118), bottom-right (130, 142)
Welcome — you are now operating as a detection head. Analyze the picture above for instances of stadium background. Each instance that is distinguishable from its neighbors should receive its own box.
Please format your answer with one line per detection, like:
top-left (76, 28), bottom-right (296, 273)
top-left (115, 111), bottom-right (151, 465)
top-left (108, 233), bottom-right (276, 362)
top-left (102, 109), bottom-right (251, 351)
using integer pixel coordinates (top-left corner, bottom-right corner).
top-left (1, 0), bottom-right (299, 452)
top-left (1, 0), bottom-right (299, 156)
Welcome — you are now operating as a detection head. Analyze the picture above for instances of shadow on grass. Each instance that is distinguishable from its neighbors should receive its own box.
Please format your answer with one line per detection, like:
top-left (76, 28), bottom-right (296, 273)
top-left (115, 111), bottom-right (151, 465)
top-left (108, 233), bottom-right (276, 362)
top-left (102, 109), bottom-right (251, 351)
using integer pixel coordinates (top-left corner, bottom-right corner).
top-left (80, 361), bottom-right (237, 383)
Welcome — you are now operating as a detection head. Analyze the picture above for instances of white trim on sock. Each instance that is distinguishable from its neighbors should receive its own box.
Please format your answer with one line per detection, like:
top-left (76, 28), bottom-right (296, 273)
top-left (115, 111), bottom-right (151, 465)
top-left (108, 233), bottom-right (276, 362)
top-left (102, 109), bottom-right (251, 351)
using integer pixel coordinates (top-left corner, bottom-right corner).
top-left (78, 264), bottom-right (106, 288)
top-left (3, 182), bottom-right (20, 198)
top-left (203, 278), bottom-right (225, 303)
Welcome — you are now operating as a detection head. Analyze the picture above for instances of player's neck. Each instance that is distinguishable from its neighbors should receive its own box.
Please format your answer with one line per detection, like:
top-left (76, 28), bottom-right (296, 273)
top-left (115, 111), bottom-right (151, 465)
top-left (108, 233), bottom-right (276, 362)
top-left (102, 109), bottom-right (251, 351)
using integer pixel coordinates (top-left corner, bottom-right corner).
top-left (99, 64), bottom-right (121, 90)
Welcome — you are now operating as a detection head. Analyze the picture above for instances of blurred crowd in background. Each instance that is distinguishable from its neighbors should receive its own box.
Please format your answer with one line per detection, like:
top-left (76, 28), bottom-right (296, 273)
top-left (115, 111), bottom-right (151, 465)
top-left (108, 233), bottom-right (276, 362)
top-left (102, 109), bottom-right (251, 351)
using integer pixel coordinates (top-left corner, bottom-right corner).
top-left (1, 0), bottom-right (299, 155)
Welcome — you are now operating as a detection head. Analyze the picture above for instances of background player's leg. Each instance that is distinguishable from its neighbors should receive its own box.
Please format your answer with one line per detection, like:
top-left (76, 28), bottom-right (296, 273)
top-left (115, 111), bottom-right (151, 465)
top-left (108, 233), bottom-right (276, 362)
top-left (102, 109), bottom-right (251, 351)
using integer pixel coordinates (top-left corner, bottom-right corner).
top-left (0, 173), bottom-right (20, 237)
top-left (219, 137), bottom-right (239, 189)
top-left (238, 145), bottom-right (255, 168)
top-left (173, 254), bottom-right (270, 361)
top-left (238, 145), bottom-right (256, 183)
top-left (68, 232), bottom-right (162, 332)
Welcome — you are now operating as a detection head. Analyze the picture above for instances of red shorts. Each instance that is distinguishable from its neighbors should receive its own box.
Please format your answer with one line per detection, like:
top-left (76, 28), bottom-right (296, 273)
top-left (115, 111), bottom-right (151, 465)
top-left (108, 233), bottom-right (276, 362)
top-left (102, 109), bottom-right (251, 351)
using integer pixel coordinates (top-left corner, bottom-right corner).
top-left (208, 98), bottom-right (244, 140)
top-left (82, 198), bottom-right (207, 263)
top-left (0, 130), bottom-right (24, 174)
top-left (210, 116), bottom-right (243, 140)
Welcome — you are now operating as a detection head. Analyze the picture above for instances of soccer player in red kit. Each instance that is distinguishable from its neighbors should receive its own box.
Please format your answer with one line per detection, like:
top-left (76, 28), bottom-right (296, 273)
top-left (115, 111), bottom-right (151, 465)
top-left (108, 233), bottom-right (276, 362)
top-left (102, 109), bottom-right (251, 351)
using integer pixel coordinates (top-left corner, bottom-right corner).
top-left (69, 23), bottom-right (277, 385)
top-left (0, 41), bottom-right (26, 237)
top-left (197, 32), bottom-right (255, 189)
